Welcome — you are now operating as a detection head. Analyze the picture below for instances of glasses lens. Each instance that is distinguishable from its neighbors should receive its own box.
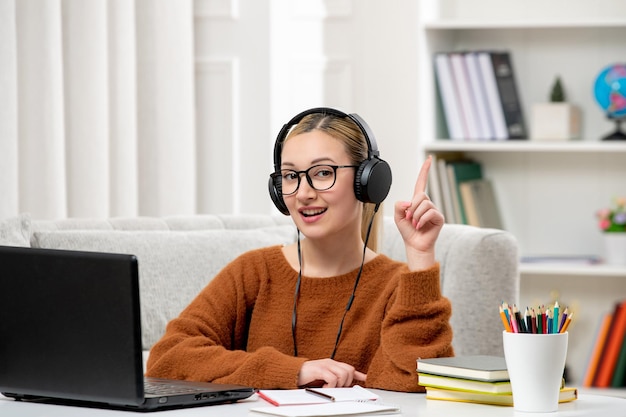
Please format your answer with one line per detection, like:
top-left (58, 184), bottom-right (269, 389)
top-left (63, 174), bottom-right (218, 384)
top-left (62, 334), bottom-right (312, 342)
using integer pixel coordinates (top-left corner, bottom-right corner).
top-left (279, 170), bottom-right (300, 195)
top-left (308, 165), bottom-right (336, 191)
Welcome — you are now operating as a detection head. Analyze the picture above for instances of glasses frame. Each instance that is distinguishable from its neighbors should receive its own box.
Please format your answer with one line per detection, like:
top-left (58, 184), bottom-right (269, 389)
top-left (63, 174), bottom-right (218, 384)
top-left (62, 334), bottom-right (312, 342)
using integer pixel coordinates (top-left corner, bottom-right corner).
top-left (271, 164), bottom-right (358, 196)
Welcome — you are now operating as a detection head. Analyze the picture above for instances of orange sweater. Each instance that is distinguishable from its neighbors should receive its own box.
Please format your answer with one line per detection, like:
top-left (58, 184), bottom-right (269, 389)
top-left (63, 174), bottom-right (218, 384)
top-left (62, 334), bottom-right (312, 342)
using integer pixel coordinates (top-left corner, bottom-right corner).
top-left (146, 245), bottom-right (453, 392)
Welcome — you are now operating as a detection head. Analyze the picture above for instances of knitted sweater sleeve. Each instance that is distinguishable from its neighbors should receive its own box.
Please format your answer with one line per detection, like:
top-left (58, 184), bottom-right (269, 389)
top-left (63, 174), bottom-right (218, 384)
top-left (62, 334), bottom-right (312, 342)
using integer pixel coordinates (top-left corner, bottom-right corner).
top-left (145, 248), bottom-right (307, 389)
top-left (364, 262), bottom-right (454, 392)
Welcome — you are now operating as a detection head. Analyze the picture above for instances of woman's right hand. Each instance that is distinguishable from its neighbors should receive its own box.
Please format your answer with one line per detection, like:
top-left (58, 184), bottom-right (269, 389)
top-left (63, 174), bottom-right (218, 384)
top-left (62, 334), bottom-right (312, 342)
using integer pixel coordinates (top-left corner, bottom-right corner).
top-left (297, 359), bottom-right (367, 388)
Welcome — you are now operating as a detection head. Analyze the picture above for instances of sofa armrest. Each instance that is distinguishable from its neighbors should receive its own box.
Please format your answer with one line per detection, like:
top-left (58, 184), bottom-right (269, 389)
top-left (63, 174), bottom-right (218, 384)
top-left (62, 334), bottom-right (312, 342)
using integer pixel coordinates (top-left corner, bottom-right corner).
top-left (382, 219), bottom-right (519, 357)
top-left (436, 224), bottom-right (519, 356)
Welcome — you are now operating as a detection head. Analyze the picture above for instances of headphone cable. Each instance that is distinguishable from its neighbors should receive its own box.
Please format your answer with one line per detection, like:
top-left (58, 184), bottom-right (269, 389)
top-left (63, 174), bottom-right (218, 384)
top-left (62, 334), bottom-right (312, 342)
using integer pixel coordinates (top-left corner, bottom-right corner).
top-left (292, 203), bottom-right (380, 359)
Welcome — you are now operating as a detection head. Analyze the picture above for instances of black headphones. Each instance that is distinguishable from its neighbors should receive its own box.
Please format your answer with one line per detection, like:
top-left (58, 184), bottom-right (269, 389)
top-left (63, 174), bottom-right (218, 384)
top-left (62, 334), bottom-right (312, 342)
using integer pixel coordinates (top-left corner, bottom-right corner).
top-left (268, 107), bottom-right (392, 215)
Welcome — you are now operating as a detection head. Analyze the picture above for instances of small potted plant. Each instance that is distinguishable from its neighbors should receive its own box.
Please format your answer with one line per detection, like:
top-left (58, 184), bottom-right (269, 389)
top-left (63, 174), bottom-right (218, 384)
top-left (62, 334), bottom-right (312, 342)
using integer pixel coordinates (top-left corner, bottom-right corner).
top-left (531, 76), bottom-right (581, 141)
top-left (596, 197), bottom-right (626, 265)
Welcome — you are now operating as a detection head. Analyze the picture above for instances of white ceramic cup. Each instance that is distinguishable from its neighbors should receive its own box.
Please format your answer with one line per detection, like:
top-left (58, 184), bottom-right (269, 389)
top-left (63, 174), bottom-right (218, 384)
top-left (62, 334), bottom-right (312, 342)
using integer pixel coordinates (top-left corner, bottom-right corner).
top-left (502, 331), bottom-right (568, 413)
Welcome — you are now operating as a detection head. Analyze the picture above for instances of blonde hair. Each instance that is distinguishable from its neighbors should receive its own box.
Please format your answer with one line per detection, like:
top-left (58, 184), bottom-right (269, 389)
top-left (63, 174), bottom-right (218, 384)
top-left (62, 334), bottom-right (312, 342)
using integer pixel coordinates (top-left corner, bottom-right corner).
top-left (284, 112), bottom-right (383, 252)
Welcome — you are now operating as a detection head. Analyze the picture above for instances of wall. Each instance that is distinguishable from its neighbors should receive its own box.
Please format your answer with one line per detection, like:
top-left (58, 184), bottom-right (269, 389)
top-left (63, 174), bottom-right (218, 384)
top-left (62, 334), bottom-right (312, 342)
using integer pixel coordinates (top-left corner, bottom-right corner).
top-left (196, 0), bottom-right (420, 216)
top-left (0, 0), bottom-right (420, 219)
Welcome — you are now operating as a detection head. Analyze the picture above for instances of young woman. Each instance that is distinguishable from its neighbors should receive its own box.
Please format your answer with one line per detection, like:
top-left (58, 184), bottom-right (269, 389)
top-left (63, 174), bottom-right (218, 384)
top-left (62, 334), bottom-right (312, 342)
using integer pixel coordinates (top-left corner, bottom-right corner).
top-left (146, 108), bottom-right (453, 392)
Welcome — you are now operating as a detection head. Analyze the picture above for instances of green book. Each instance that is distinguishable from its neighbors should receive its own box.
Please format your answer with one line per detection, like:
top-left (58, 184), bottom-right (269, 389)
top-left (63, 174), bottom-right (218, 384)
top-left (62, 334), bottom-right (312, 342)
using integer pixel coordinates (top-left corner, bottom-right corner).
top-left (417, 355), bottom-right (508, 382)
top-left (446, 160), bottom-right (483, 224)
top-left (611, 331), bottom-right (626, 387)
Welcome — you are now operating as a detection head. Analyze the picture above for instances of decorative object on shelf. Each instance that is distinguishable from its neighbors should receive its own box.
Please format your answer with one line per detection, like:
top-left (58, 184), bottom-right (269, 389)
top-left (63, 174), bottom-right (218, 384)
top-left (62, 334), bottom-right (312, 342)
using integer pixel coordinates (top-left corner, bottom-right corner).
top-left (593, 63), bottom-right (626, 141)
top-left (603, 233), bottom-right (626, 266)
top-left (596, 197), bottom-right (626, 265)
top-left (531, 75), bottom-right (581, 141)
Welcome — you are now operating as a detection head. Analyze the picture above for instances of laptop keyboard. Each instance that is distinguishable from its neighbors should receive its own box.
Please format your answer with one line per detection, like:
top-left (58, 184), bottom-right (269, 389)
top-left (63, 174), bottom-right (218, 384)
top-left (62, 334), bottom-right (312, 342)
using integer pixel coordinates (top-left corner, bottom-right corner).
top-left (144, 380), bottom-right (208, 395)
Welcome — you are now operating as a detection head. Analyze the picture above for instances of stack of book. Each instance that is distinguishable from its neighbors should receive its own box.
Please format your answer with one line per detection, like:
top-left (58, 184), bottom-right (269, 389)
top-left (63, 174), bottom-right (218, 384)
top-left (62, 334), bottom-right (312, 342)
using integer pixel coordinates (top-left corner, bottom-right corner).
top-left (417, 355), bottom-right (578, 406)
top-left (427, 155), bottom-right (503, 228)
top-left (582, 298), bottom-right (626, 388)
top-left (434, 50), bottom-right (527, 141)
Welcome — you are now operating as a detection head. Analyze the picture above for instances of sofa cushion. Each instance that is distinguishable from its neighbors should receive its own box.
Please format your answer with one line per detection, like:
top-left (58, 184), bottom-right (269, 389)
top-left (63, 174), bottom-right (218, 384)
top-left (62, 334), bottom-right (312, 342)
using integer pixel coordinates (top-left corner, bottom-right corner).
top-left (31, 225), bottom-right (297, 349)
top-left (0, 213), bottom-right (31, 247)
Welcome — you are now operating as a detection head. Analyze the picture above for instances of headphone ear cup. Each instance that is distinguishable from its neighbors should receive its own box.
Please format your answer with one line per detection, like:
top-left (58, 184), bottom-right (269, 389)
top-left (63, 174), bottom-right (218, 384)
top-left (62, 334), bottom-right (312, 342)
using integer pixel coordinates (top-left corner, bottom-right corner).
top-left (268, 176), bottom-right (290, 215)
top-left (354, 157), bottom-right (392, 204)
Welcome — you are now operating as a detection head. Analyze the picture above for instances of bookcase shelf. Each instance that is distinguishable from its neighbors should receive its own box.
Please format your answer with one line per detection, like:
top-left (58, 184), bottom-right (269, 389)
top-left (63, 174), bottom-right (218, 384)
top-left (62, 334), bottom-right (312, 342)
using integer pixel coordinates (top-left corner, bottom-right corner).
top-left (423, 20), bottom-right (626, 30)
top-left (425, 141), bottom-right (626, 154)
top-left (520, 263), bottom-right (626, 278)
top-left (416, 0), bottom-right (626, 388)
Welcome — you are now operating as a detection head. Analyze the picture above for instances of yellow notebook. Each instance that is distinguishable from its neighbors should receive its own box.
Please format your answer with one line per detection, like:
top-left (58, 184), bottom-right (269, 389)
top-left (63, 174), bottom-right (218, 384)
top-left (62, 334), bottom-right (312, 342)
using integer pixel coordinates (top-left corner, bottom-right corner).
top-left (418, 372), bottom-right (512, 394)
top-left (425, 386), bottom-right (578, 406)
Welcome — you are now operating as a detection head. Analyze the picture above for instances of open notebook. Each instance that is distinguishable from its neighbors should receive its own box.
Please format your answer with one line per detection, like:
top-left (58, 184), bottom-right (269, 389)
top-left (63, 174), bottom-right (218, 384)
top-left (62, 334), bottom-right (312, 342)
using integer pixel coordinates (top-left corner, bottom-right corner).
top-left (253, 386), bottom-right (399, 417)
top-left (0, 246), bottom-right (254, 411)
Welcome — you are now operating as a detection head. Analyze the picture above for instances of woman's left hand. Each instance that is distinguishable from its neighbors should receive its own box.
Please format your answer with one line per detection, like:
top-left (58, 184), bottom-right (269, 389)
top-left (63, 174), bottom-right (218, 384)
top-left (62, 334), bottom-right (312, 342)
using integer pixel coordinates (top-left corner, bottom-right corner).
top-left (393, 155), bottom-right (444, 271)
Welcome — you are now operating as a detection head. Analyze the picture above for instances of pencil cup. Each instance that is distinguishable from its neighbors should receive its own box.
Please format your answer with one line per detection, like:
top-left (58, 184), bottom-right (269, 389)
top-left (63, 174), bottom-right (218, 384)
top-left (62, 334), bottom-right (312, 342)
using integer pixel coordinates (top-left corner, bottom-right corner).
top-left (502, 331), bottom-right (568, 413)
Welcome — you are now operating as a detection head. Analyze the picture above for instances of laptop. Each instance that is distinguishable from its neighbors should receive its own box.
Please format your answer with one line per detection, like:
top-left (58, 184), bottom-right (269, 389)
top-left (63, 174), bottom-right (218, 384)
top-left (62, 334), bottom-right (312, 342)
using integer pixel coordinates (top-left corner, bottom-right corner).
top-left (0, 246), bottom-right (255, 411)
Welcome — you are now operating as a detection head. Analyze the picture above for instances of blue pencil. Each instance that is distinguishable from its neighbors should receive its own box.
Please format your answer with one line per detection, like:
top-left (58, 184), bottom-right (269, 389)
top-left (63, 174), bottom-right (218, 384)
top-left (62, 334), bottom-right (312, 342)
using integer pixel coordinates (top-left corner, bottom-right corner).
top-left (553, 301), bottom-right (560, 334)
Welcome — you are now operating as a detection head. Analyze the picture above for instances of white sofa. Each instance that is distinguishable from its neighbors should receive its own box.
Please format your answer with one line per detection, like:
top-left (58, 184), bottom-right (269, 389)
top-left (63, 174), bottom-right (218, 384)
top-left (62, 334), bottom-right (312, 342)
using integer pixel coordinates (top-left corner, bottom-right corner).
top-left (1, 213), bottom-right (519, 363)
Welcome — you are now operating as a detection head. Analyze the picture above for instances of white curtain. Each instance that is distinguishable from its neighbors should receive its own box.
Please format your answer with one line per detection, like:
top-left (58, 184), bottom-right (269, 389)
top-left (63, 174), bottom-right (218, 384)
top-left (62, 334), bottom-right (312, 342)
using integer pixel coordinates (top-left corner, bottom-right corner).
top-left (0, 0), bottom-right (196, 220)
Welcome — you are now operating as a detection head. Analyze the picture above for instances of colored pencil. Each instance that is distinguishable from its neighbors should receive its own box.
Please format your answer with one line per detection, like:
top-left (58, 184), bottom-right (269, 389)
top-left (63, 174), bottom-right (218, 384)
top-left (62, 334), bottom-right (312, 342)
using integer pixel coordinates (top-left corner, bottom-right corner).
top-left (560, 312), bottom-right (573, 333)
top-left (500, 305), bottom-right (512, 332)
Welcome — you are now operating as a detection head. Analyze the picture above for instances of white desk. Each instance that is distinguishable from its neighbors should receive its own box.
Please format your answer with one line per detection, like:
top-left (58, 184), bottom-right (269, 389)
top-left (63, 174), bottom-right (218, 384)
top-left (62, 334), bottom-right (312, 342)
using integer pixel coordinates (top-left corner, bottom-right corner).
top-left (1, 390), bottom-right (625, 416)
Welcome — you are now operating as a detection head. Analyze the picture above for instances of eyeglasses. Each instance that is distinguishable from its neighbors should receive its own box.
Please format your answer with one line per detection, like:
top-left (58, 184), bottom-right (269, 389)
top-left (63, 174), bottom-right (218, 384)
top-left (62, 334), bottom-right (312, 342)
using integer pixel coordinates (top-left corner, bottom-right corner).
top-left (271, 164), bottom-right (358, 196)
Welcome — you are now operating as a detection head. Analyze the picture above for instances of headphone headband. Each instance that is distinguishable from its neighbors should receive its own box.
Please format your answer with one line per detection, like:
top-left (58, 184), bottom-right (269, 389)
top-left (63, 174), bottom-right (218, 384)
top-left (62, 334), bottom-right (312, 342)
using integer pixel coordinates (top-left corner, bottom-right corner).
top-left (273, 107), bottom-right (380, 171)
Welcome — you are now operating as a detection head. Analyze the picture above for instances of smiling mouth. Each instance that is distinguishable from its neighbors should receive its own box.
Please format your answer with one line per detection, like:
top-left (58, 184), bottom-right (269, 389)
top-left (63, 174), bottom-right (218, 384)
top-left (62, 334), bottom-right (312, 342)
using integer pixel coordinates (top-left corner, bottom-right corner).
top-left (301, 208), bottom-right (327, 217)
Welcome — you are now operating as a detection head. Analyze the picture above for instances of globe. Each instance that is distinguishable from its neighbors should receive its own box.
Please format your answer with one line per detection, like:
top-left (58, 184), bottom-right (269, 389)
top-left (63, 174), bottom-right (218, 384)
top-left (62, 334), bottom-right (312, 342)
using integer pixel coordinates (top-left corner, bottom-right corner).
top-left (593, 63), bottom-right (626, 140)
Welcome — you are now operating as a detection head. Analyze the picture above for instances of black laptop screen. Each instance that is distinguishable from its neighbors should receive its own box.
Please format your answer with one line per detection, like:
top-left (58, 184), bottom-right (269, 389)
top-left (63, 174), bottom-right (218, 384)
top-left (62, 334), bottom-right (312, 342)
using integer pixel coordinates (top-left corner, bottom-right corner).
top-left (0, 246), bottom-right (145, 406)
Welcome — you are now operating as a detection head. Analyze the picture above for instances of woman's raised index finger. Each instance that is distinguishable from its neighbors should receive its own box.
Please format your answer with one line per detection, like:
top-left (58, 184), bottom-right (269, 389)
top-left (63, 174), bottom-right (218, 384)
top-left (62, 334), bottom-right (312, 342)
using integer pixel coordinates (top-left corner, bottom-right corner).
top-left (414, 155), bottom-right (432, 196)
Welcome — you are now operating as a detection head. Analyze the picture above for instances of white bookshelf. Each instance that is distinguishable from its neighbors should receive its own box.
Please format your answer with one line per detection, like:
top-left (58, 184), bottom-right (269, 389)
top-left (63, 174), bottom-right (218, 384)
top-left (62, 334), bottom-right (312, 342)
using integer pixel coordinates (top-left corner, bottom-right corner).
top-left (416, 0), bottom-right (626, 388)
top-left (424, 141), bottom-right (626, 154)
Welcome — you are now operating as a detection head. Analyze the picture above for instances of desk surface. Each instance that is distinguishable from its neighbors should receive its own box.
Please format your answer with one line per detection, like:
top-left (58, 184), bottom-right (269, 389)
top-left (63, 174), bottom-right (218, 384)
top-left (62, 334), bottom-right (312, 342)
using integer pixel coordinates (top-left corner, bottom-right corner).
top-left (1, 390), bottom-right (625, 416)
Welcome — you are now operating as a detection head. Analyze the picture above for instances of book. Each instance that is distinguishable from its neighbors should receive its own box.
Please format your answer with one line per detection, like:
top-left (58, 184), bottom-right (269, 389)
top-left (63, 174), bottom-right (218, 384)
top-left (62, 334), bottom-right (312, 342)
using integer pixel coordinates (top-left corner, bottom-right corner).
top-left (449, 53), bottom-right (481, 140)
top-left (611, 323), bottom-right (626, 387)
top-left (486, 51), bottom-right (527, 139)
top-left (459, 180), bottom-right (480, 227)
top-left (464, 52), bottom-right (494, 140)
top-left (436, 157), bottom-right (457, 223)
top-left (250, 402), bottom-right (400, 417)
top-left (477, 51), bottom-right (508, 140)
top-left (434, 53), bottom-right (465, 140)
top-left (594, 300), bottom-right (626, 387)
top-left (582, 312), bottom-right (614, 387)
top-left (257, 386), bottom-right (379, 407)
top-left (425, 386), bottom-right (578, 407)
top-left (416, 355), bottom-right (509, 382)
top-left (458, 179), bottom-right (504, 229)
top-left (434, 152), bottom-right (466, 224)
top-left (446, 160), bottom-right (483, 224)
top-left (446, 164), bottom-right (464, 224)
top-left (417, 372), bottom-right (512, 394)
top-left (427, 154), bottom-right (444, 213)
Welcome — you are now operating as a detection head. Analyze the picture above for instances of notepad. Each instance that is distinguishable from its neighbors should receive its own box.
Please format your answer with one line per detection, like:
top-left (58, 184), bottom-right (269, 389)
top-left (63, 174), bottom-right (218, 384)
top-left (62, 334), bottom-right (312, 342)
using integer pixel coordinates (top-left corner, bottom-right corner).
top-left (416, 355), bottom-right (509, 382)
top-left (257, 385), bottom-right (379, 406)
top-left (250, 401), bottom-right (400, 417)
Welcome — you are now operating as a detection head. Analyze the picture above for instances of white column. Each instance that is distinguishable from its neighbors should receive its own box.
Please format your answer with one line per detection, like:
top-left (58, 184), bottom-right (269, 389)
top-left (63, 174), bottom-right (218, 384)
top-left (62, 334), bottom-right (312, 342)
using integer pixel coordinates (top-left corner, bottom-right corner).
top-left (136, 0), bottom-right (196, 216)
top-left (0, 0), bottom-right (19, 218)
top-left (16, 0), bottom-right (67, 219)
top-left (108, 0), bottom-right (139, 217)
top-left (62, 0), bottom-right (110, 218)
